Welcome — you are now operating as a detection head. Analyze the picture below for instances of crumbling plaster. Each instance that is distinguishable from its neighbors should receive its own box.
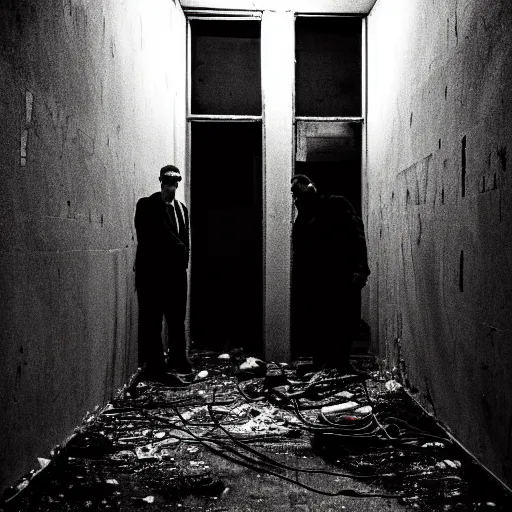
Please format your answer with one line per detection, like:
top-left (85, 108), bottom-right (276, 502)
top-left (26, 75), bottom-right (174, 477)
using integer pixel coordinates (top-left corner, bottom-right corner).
top-left (0, 0), bottom-right (186, 490)
top-left (367, 0), bottom-right (512, 484)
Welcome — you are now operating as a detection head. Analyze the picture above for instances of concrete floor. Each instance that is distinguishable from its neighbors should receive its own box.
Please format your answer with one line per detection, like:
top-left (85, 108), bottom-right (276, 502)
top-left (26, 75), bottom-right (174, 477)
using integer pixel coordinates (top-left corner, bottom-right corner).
top-left (1, 352), bottom-right (510, 511)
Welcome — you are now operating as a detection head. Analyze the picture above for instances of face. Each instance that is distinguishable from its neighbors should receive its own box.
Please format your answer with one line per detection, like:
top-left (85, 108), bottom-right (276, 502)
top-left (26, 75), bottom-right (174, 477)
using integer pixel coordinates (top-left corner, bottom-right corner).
top-left (160, 178), bottom-right (179, 202)
top-left (291, 180), bottom-right (315, 208)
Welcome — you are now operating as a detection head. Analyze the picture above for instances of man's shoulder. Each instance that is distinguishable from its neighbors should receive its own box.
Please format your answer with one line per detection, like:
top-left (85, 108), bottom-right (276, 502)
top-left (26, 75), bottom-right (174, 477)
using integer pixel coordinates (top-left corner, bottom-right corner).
top-left (320, 194), bottom-right (360, 222)
top-left (149, 191), bottom-right (162, 202)
top-left (322, 193), bottom-right (352, 209)
top-left (137, 192), bottom-right (161, 206)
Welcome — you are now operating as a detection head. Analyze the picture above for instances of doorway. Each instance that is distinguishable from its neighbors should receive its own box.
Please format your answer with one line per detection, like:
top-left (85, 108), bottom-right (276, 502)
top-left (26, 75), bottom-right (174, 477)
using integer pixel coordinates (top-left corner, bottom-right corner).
top-left (190, 121), bottom-right (263, 355)
top-left (291, 121), bottom-right (363, 359)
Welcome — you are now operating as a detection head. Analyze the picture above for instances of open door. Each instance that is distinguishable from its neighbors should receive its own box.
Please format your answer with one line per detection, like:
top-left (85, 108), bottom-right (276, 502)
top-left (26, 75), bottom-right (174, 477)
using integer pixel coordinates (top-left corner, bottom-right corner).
top-left (291, 121), bottom-right (363, 359)
top-left (190, 121), bottom-right (263, 355)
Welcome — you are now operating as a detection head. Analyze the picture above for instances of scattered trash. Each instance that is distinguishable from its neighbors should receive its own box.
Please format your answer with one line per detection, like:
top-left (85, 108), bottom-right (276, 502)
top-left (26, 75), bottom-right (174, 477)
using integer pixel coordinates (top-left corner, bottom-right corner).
top-left (335, 390), bottom-right (354, 399)
top-left (37, 458), bottom-right (51, 469)
top-left (421, 442), bottom-right (445, 448)
top-left (321, 401), bottom-right (359, 415)
top-left (385, 379), bottom-right (402, 391)
top-left (16, 479), bottom-right (29, 492)
top-left (4, 352), bottom-right (509, 512)
top-left (111, 450), bottom-right (136, 461)
top-left (182, 406), bottom-right (207, 421)
top-left (135, 444), bottom-right (160, 460)
top-left (354, 405), bottom-right (372, 415)
top-left (239, 357), bottom-right (267, 372)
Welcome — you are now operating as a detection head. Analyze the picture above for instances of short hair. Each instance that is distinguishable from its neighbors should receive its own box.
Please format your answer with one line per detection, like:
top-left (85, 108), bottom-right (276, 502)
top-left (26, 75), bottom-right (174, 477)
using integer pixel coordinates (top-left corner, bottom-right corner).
top-left (159, 165), bottom-right (182, 182)
top-left (291, 174), bottom-right (315, 186)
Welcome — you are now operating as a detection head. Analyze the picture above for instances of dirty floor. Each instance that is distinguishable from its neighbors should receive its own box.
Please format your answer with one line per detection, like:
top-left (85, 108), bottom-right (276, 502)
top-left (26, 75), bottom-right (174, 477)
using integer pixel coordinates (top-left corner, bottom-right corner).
top-left (2, 352), bottom-right (511, 511)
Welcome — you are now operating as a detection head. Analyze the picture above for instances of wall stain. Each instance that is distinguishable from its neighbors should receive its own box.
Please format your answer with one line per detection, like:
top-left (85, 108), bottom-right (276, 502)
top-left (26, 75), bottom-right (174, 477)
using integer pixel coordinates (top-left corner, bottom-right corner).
top-left (497, 146), bottom-right (507, 173)
top-left (417, 213), bottom-right (422, 245)
top-left (454, 0), bottom-right (459, 42)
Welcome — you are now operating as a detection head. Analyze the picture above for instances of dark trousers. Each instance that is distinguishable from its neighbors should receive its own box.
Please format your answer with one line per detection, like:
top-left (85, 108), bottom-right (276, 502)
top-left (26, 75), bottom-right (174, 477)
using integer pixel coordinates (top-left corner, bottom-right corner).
top-left (292, 276), bottom-right (360, 367)
top-left (136, 271), bottom-right (188, 373)
top-left (312, 287), bottom-right (360, 366)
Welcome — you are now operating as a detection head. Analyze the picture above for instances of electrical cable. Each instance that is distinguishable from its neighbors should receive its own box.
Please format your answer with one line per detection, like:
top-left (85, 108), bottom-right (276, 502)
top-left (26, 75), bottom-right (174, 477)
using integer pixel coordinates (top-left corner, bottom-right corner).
top-left (291, 399), bottom-right (385, 438)
top-left (205, 404), bottom-right (379, 479)
top-left (169, 406), bottom-right (405, 499)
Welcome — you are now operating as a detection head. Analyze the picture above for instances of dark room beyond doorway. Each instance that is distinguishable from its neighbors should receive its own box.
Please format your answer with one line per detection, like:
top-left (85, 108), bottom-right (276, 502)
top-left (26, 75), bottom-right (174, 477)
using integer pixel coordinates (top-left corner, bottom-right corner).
top-left (190, 122), bottom-right (263, 356)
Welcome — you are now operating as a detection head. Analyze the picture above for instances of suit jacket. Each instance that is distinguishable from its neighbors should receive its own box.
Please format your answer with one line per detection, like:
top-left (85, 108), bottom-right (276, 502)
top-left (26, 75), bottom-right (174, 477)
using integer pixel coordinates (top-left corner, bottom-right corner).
top-left (135, 192), bottom-right (190, 286)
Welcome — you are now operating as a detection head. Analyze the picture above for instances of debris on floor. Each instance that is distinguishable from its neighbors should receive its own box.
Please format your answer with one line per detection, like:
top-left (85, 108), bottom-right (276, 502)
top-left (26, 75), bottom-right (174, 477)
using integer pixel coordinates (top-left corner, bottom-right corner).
top-left (1, 351), bottom-right (511, 511)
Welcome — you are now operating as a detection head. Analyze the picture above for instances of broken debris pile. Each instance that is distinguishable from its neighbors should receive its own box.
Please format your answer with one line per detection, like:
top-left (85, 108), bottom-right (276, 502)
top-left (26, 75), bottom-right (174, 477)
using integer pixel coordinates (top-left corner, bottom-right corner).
top-left (1, 351), bottom-right (510, 511)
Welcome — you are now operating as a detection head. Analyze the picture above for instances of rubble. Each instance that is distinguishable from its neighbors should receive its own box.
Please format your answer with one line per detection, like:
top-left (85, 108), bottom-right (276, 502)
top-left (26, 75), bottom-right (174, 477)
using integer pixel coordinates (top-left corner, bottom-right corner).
top-left (1, 351), bottom-right (510, 511)
top-left (385, 379), bottom-right (403, 392)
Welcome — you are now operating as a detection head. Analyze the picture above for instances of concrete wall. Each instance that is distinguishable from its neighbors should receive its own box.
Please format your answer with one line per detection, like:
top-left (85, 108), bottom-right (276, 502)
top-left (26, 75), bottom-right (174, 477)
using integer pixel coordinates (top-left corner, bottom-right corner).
top-left (0, 0), bottom-right (186, 491)
top-left (367, 0), bottom-right (512, 484)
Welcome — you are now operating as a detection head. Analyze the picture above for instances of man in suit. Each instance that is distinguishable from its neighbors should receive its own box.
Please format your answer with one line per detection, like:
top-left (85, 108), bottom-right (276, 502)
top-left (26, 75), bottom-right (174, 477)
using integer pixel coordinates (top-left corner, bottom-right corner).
top-left (291, 174), bottom-right (370, 374)
top-left (135, 165), bottom-right (192, 379)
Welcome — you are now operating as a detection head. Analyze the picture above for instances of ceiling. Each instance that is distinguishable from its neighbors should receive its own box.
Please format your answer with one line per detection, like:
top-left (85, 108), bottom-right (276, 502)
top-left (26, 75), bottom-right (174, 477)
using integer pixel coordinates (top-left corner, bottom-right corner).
top-left (179, 0), bottom-right (379, 15)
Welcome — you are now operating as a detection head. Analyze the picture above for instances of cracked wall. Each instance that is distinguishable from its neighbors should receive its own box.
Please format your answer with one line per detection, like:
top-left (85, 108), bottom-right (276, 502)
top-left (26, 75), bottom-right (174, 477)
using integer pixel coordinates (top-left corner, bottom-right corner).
top-left (0, 0), bottom-right (186, 490)
top-left (367, 0), bottom-right (512, 484)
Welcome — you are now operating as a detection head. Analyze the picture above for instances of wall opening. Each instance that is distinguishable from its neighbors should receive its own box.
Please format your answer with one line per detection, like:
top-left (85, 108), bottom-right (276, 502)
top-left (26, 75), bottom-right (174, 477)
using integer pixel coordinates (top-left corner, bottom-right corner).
top-left (292, 15), bottom-right (364, 359)
top-left (190, 19), bottom-right (261, 115)
top-left (190, 121), bottom-right (263, 355)
top-left (295, 16), bottom-right (362, 117)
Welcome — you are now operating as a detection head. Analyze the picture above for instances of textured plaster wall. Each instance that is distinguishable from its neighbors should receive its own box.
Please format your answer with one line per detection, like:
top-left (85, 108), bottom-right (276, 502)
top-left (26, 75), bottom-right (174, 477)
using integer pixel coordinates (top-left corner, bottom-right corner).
top-left (0, 0), bottom-right (186, 491)
top-left (367, 0), bottom-right (512, 484)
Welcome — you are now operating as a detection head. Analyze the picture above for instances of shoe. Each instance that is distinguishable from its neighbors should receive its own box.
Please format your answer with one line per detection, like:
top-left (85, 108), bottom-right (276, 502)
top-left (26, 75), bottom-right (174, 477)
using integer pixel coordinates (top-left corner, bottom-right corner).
top-left (167, 360), bottom-right (194, 375)
top-left (140, 368), bottom-right (189, 386)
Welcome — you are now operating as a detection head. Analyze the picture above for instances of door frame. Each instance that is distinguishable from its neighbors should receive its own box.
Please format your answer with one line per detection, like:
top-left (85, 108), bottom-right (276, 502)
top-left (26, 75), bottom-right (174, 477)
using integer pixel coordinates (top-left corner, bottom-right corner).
top-left (183, 8), bottom-right (367, 362)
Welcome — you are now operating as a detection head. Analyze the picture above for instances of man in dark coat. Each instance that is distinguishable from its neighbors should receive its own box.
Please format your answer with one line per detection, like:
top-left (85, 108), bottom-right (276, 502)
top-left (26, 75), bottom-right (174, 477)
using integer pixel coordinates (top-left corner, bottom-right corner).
top-left (135, 165), bottom-right (192, 379)
top-left (291, 174), bottom-right (370, 373)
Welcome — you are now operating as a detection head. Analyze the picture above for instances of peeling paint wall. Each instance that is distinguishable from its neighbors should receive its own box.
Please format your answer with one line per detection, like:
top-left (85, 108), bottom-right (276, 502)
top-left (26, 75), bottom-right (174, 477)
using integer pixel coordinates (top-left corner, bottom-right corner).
top-left (367, 0), bottom-right (512, 484)
top-left (0, 0), bottom-right (186, 490)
